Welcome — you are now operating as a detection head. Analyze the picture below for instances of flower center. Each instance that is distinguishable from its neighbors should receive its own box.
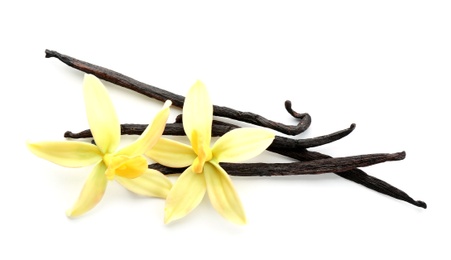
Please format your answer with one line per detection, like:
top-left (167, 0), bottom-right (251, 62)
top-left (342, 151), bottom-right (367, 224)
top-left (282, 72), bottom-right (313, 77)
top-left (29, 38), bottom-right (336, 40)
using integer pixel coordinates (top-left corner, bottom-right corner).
top-left (103, 154), bottom-right (148, 180)
top-left (191, 130), bottom-right (212, 173)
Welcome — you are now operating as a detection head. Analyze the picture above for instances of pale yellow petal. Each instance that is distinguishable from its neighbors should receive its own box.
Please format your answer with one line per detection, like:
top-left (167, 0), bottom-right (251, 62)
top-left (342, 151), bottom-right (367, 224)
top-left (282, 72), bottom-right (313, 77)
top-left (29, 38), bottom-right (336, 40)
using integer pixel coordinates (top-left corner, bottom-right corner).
top-left (83, 74), bottom-right (120, 154)
top-left (116, 169), bottom-right (172, 198)
top-left (118, 100), bottom-right (171, 157)
top-left (164, 167), bottom-right (206, 224)
top-left (212, 128), bottom-right (275, 163)
top-left (204, 162), bottom-right (246, 225)
top-left (146, 137), bottom-right (196, 168)
top-left (66, 162), bottom-right (108, 217)
top-left (182, 80), bottom-right (212, 149)
top-left (27, 141), bottom-right (102, 167)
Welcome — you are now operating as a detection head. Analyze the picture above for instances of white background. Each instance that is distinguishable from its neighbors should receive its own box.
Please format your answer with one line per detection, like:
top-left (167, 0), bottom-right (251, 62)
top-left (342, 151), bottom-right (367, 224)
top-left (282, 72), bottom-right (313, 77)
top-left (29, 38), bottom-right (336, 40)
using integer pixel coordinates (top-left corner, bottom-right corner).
top-left (1, 1), bottom-right (450, 259)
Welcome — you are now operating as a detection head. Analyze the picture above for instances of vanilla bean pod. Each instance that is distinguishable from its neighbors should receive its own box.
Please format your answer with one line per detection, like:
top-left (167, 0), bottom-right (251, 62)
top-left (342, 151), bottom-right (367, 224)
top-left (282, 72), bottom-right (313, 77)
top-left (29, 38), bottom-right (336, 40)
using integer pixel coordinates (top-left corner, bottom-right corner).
top-left (64, 121), bottom-right (356, 149)
top-left (46, 49), bottom-right (311, 135)
top-left (271, 149), bottom-right (426, 208)
top-left (148, 152), bottom-right (406, 176)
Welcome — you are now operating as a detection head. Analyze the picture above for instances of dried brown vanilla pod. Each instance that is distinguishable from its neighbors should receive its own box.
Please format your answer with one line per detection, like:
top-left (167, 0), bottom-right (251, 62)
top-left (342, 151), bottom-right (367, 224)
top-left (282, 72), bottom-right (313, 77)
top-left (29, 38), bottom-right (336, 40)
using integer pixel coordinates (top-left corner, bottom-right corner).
top-left (148, 152), bottom-right (406, 176)
top-left (65, 121), bottom-right (356, 150)
top-left (46, 49), bottom-right (311, 136)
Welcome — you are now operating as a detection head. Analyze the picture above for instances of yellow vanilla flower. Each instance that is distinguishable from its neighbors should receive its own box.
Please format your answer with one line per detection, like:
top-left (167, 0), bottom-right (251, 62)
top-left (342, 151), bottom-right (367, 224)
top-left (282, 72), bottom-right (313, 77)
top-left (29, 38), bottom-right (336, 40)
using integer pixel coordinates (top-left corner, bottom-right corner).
top-left (28, 74), bottom-right (172, 217)
top-left (147, 81), bottom-right (275, 224)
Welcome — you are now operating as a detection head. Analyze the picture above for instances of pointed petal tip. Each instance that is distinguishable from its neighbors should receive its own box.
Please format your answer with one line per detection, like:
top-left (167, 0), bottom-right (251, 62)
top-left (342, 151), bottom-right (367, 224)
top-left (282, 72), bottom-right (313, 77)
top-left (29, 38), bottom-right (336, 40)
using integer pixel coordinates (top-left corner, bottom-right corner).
top-left (65, 208), bottom-right (78, 218)
top-left (163, 100), bottom-right (172, 108)
top-left (164, 209), bottom-right (176, 224)
top-left (26, 140), bottom-right (40, 149)
top-left (26, 141), bottom-right (46, 156)
top-left (26, 141), bottom-right (35, 150)
top-left (65, 208), bottom-right (89, 218)
top-left (26, 141), bottom-right (103, 167)
top-left (190, 80), bottom-right (207, 93)
top-left (234, 215), bottom-right (247, 225)
top-left (223, 212), bottom-right (247, 225)
top-left (66, 210), bottom-right (74, 218)
top-left (194, 79), bottom-right (204, 85)
top-left (163, 215), bottom-right (172, 225)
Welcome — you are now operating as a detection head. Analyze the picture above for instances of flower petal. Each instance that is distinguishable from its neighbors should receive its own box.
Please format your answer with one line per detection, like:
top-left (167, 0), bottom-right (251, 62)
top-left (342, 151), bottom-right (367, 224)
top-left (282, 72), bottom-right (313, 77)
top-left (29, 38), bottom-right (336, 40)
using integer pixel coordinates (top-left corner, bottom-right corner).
top-left (146, 137), bottom-right (196, 168)
top-left (66, 162), bottom-right (108, 217)
top-left (183, 80), bottom-right (212, 151)
top-left (118, 100), bottom-right (171, 157)
top-left (164, 167), bottom-right (206, 224)
top-left (204, 162), bottom-right (246, 225)
top-left (212, 128), bottom-right (275, 163)
top-left (83, 74), bottom-right (120, 154)
top-left (27, 141), bottom-right (102, 167)
top-left (116, 169), bottom-right (172, 198)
